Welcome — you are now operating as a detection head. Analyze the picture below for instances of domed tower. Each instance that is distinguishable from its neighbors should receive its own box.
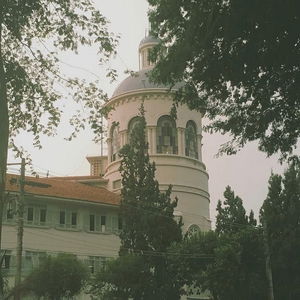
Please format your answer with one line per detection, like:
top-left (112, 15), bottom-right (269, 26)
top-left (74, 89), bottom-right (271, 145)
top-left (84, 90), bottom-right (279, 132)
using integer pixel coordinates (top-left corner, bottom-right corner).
top-left (91, 35), bottom-right (211, 233)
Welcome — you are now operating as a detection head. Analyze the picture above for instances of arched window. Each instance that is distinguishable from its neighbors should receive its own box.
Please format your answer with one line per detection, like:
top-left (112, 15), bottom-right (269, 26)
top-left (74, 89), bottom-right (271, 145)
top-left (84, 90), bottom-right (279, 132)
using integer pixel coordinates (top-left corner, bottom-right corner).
top-left (128, 116), bottom-right (142, 144)
top-left (185, 121), bottom-right (198, 159)
top-left (186, 224), bottom-right (201, 239)
top-left (111, 124), bottom-right (120, 162)
top-left (156, 115), bottom-right (178, 154)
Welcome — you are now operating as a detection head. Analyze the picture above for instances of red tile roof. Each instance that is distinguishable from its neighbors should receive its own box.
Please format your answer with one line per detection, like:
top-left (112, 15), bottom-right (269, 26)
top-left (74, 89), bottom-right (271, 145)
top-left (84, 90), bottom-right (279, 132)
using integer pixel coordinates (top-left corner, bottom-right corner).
top-left (5, 174), bottom-right (119, 206)
top-left (51, 175), bottom-right (105, 181)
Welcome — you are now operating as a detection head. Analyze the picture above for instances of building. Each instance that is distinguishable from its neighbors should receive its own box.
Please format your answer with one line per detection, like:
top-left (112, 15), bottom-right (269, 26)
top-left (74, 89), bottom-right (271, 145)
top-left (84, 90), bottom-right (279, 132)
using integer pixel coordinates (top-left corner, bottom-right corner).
top-left (88, 35), bottom-right (211, 234)
top-left (86, 34), bottom-right (211, 300)
top-left (2, 174), bottom-right (121, 299)
top-left (2, 35), bottom-right (211, 300)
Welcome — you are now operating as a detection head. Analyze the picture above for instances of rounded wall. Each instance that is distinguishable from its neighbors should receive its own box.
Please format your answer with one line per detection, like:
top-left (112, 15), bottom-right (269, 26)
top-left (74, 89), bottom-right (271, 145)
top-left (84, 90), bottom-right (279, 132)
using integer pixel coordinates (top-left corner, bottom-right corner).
top-left (106, 92), bottom-right (202, 133)
top-left (104, 91), bottom-right (210, 231)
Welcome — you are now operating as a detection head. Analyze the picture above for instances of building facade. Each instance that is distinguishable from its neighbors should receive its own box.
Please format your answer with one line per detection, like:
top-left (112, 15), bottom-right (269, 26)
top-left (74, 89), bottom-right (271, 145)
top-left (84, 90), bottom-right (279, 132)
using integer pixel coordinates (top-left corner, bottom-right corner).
top-left (88, 35), bottom-right (211, 235)
top-left (2, 35), bottom-right (211, 300)
top-left (2, 174), bottom-right (121, 299)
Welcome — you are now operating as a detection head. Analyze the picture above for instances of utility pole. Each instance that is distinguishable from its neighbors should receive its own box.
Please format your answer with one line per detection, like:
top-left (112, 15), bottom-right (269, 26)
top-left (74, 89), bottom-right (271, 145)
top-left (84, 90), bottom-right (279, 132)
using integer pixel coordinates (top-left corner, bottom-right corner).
top-left (263, 221), bottom-right (275, 300)
top-left (14, 158), bottom-right (25, 300)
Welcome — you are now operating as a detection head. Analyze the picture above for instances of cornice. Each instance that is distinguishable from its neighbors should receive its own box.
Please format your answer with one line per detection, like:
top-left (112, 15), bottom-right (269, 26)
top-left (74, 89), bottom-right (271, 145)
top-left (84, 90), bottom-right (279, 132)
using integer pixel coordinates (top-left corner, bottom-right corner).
top-left (104, 89), bottom-right (175, 110)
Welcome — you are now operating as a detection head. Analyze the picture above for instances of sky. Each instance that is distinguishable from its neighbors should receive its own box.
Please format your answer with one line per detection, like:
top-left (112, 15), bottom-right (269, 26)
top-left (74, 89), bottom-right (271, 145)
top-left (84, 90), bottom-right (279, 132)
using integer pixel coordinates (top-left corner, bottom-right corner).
top-left (7, 0), bottom-right (294, 224)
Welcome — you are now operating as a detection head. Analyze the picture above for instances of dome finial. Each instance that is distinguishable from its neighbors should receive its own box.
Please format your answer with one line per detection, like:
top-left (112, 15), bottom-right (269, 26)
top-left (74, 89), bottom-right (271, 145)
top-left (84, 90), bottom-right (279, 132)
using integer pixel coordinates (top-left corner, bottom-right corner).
top-left (138, 33), bottom-right (159, 70)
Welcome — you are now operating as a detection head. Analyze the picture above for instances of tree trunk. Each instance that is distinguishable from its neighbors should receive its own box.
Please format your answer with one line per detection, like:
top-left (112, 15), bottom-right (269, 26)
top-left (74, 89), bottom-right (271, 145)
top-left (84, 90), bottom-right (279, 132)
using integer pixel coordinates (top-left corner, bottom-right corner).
top-left (0, 3), bottom-right (9, 261)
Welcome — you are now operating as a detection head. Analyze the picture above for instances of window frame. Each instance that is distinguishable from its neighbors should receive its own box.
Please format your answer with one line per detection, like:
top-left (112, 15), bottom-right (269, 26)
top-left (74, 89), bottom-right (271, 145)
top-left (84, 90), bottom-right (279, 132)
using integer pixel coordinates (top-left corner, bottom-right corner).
top-left (111, 123), bottom-right (120, 162)
top-left (185, 120), bottom-right (198, 159)
top-left (156, 115), bottom-right (178, 154)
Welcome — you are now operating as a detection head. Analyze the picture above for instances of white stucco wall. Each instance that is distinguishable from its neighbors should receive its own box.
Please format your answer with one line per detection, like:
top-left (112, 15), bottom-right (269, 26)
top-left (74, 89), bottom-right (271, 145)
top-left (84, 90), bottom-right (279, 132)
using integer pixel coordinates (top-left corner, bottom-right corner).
top-left (104, 91), bottom-right (211, 232)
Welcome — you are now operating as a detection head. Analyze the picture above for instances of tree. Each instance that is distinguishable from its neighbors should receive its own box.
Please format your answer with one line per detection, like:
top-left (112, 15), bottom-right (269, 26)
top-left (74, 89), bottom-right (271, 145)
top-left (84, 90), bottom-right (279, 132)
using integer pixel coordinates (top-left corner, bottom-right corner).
top-left (170, 187), bottom-right (266, 300)
top-left (0, 0), bottom-right (117, 254)
top-left (260, 158), bottom-right (300, 299)
top-left (91, 106), bottom-right (183, 299)
top-left (212, 188), bottom-right (266, 299)
top-left (23, 253), bottom-right (88, 300)
top-left (148, 0), bottom-right (300, 158)
top-left (216, 186), bottom-right (256, 234)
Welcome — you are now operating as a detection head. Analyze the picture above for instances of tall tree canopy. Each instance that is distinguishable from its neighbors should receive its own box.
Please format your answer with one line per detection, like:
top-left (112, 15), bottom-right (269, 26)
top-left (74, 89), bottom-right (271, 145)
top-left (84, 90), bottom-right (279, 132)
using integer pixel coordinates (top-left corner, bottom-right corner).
top-left (90, 106), bottom-right (183, 300)
top-left (0, 0), bottom-right (117, 252)
top-left (170, 187), bottom-right (266, 300)
top-left (260, 158), bottom-right (300, 299)
top-left (148, 0), bottom-right (300, 158)
top-left (23, 253), bottom-right (88, 300)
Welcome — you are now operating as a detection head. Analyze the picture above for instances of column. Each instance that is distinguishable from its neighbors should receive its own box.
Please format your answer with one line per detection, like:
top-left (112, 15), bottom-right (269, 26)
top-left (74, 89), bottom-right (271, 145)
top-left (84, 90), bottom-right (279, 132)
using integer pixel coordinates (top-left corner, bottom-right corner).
top-left (146, 126), bottom-right (156, 154)
top-left (177, 127), bottom-right (185, 156)
top-left (107, 137), bottom-right (112, 163)
top-left (119, 130), bottom-right (126, 148)
top-left (152, 126), bottom-right (157, 154)
top-left (197, 133), bottom-right (203, 161)
top-left (147, 127), bottom-right (152, 154)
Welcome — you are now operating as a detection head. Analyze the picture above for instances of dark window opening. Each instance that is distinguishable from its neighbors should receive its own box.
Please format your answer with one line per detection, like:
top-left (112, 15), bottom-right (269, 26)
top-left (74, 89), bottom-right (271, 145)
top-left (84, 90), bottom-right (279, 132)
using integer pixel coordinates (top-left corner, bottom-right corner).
top-left (118, 217), bottom-right (123, 230)
top-left (27, 207), bottom-right (34, 222)
top-left (40, 209), bottom-right (46, 223)
top-left (59, 211), bottom-right (65, 225)
top-left (71, 212), bottom-right (77, 226)
top-left (90, 215), bottom-right (95, 231)
top-left (7, 209), bottom-right (13, 220)
top-left (3, 255), bottom-right (10, 269)
top-left (101, 216), bottom-right (106, 226)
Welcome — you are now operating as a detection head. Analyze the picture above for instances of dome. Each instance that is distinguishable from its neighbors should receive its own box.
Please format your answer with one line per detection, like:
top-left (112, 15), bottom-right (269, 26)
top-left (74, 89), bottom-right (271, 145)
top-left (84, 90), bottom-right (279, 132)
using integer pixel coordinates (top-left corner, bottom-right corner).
top-left (139, 35), bottom-right (159, 49)
top-left (112, 69), bottom-right (182, 98)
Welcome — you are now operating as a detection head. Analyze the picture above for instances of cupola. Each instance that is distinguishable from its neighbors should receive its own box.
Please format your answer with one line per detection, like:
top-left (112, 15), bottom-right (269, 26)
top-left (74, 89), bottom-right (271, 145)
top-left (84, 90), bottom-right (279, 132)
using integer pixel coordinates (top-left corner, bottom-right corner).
top-left (138, 35), bottom-right (159, 70)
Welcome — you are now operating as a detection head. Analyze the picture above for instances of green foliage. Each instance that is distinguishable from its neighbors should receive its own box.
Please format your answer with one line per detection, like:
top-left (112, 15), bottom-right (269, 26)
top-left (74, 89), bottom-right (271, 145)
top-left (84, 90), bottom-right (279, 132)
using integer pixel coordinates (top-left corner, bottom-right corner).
top-left (216, 186), bottom-right (256, 234)
top-left (260, 158), bottom-right (300, 299)
top-left (1, 0), bottom-right (117, 147)
top-left (170, 187), bottom-right (266, 300)
top-left (89, 255), bottom-right (153, 300)
top-left (148, 0), bottom-right (300, 158)
top-left (0, 0), bottom-right (117, 276)
top-left (24, 253), bottom-right (88, 300)
top-left (91, 105), bottom-right (183, 300)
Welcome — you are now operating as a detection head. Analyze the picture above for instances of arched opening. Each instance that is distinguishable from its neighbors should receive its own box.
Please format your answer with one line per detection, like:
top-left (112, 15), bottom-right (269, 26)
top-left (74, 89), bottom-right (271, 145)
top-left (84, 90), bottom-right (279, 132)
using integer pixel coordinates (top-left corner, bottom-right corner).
top-left (128, 116), bottom-right (143, 144)
top-left (111, 124), bottom-right (120, 162)
top-left (186, 224), bottom-right (201, 238)
top-left (156, 115), bottom-right (178, 154)
top-left (185, 121), bottom-right (198, 159)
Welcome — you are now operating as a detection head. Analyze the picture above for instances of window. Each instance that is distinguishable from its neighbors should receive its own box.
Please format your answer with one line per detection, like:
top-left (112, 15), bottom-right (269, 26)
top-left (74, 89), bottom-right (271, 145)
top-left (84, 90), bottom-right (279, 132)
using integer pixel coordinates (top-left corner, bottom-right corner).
top-left (6, 209), bottom-right (13, 220)
top-left (40, 208), bottom-right (46, 224)
top-left (89, 214), bottom-right (106, 232)
top-left (88, 214), bottom-right (118, 233)
top-left (128, 116), bottom-right (143, 143)
top-left (185, 121), bottom-right (198, 159)
top-left (5, 199), bottom-right (15, 221)
top-left (156, 115), bottom-right (178, 154)
top-left (58, 209), bottom-right (78, 229)
top-left (59, 211), bottom-right (66, 225)
top-left (101, 215), bottom-right (106, 232)
top-left (71, 212), bottom-right (77, 226)
top-left (106, 215), bottom-right (119, 233)
top-left (27, 207), bottom-right (34, 222)
top-left (118, 216), bottom-right (123, 230)
top-left (89, 214), bottom-right (95, 231)
top-left (1, 250), bottom-right (11, 270)
top-left (25, 205), bottom-right (47, 226)
top-left (25, 251), bottom-right (46, 271)
top-left (186, 224), bottom-right (201, 238)
top-left (111, 124), bottom-right (120, 162)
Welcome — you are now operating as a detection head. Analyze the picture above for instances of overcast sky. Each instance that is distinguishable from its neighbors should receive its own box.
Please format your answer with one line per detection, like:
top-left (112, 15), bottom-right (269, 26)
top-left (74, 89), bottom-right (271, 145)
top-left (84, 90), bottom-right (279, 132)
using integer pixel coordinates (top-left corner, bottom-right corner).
top-left (7, 0), bottom-right (295, 224)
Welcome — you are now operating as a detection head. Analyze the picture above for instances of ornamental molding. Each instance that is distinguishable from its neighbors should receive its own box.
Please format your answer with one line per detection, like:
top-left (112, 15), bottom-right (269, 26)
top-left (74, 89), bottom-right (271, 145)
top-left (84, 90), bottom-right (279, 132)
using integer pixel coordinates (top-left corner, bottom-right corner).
top-left (105, 89), bottom-right (175, 110)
